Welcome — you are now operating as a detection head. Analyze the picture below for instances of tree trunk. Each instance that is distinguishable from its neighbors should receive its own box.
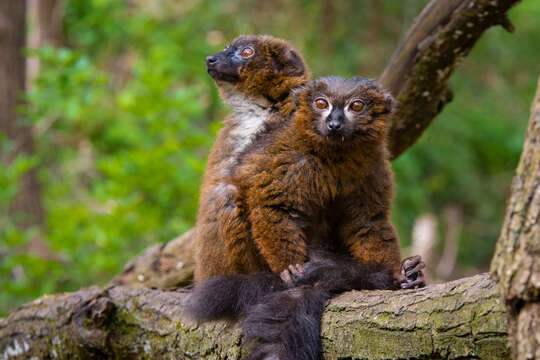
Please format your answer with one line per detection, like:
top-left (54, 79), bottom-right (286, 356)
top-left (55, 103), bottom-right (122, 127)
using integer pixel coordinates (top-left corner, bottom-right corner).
top-left (26, 0), bottom-right (64, 89)
top-left (490, 71), bottom-right (540, 360)
top-left (0, 1), bottom-right (44, 229)
top-left (0, 273), bottom-right (509, 359)
top-left (113, 0), bottom-right (523, 289)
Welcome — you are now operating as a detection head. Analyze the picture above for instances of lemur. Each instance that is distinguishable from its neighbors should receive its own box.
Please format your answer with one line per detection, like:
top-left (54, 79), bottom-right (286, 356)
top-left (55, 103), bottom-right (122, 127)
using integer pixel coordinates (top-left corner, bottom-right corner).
top-left (195, 35), bottom-right (311, 282)
top-left (188, 76), bottom-right (425, 360)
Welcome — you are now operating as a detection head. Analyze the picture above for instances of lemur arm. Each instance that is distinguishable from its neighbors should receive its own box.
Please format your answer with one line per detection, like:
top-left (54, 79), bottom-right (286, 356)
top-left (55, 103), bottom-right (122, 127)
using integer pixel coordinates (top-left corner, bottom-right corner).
top-left (338, 197), bottom-right (425, 288)
top-left (244, 157), bottom-right (316, 274)
top-left (338, 197), bottom-right (402, 274)
top-left (249, 204), bottom-right (308, 273)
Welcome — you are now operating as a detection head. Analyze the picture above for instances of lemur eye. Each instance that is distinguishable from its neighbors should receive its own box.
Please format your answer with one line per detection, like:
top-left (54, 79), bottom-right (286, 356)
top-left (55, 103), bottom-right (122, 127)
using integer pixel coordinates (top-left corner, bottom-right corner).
top-left (314, 98), bottom-right (329, 110)
top-left (349, 100), bottom-right (365, 112)
top-left (240, 47), bottom-right (255, 58)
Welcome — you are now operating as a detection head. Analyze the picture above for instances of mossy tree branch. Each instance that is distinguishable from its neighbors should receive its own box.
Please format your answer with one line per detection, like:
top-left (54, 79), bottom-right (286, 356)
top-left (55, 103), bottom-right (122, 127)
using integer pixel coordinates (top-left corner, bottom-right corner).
top-left (0, 274), bottom-right (508, 359)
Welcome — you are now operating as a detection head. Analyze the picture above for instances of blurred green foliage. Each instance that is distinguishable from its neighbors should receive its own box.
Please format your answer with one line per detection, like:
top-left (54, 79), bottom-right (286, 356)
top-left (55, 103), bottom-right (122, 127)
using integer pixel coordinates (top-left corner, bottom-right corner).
top-left (1, 0), bottom-right (539, 316)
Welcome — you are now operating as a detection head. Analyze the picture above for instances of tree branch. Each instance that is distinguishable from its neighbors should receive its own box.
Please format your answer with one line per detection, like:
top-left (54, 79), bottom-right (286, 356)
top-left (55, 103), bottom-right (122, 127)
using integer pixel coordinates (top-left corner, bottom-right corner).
top-left (1, 273), bottom-right (509, 359)
top-left (380, 0), bottom-right (521, 159)
top-left (113, 230), bottom-right (195, 288)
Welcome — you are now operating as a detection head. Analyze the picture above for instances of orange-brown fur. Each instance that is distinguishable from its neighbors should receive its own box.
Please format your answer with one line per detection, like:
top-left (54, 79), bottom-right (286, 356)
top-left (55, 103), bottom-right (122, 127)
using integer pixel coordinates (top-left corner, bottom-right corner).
top-left (195, 35), bottom-right (311, 282)
top-left (191, 75), bottom-right (424, 360)
top-left (230, 76), bottom-right (403, 276)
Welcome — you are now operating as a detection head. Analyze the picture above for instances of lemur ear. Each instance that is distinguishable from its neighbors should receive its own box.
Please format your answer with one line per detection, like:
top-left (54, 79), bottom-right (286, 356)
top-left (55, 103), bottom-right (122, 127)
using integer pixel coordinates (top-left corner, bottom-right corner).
top-left (383, 92), bottom-right (395, 114)
top-left (273, 48), bottom-right (305, 76)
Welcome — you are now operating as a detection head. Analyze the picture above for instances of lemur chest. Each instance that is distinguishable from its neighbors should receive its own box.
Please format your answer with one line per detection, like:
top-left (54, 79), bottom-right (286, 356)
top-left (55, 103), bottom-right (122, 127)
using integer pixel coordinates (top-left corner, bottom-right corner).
top-left (304, 200), bottom-right (343, 250)
top-left (227, 98), bottom-right (274, 155)
top-left (219, 99), bottom-right (275, 178)
top-left (311, 156), bottom-right (368, 198)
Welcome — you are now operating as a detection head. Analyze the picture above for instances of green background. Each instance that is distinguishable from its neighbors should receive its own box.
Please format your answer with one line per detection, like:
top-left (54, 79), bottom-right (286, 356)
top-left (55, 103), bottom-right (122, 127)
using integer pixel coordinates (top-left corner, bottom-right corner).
top-left (1, 0), bottom-right (539, 316)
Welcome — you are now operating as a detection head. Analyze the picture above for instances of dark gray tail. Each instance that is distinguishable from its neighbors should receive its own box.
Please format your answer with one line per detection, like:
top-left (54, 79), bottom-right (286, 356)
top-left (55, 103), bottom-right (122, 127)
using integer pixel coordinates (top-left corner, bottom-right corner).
top-left (185, 272), bottom-right (285, 322)
top-left (185, 252), bottom-right (397, 360)
top-left (242, 286), bottom-right (329, 360)
top-left (241, 254), bottom-right (397, 360)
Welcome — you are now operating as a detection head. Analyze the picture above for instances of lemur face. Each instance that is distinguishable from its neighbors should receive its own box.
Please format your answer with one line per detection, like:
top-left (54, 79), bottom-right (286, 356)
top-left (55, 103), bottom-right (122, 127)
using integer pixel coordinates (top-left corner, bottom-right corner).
top-left (206, 35), bottom-right (309, 102)
top-left (293, 77), bottom-right (394, 144)
top-left (205, 40), bottom-right (247, 83)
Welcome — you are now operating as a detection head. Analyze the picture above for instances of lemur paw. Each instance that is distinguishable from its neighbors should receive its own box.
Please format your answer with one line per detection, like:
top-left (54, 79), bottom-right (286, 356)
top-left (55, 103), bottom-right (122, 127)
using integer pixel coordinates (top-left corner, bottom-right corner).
top-left (280, 264), bottom-right (305, 288)
top-left (399, 255), bottom-right (426, 289)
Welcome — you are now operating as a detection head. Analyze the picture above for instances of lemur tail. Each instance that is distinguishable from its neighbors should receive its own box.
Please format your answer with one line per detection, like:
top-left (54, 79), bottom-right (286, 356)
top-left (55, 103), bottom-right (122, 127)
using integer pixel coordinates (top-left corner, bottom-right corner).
top-left (185, 253), bottom-right (397, 360)
top-left (242, 256), bottom-right (397, 360)
top-left (242, 285), bottom-right (329, 360)
top-left (185, 272), bottom-right (285, 322)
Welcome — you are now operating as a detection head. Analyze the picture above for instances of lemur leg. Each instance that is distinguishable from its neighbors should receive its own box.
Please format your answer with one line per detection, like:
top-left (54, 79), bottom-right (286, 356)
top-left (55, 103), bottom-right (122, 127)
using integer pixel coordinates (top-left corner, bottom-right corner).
top-left (338, 201), bottom-right (426, 289)
top-left (341, 217), bottom-right (402, 273)
top-left (217, 184), bottom-right (262, 275)
top-left (195, 183), bottom-right (236, 281)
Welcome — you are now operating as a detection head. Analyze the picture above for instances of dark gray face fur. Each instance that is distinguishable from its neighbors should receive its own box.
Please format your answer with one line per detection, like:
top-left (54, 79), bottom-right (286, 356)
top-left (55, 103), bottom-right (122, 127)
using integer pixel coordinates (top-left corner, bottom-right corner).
top-left (206, 37), bottom-right (254, 82)
top-left (300, 76), bottom-right (393, 142)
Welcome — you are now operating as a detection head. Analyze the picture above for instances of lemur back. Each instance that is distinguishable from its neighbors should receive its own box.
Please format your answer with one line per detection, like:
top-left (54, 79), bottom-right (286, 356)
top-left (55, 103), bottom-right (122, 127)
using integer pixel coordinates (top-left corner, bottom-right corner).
top-left (195, 35), bottom-right (311, 282)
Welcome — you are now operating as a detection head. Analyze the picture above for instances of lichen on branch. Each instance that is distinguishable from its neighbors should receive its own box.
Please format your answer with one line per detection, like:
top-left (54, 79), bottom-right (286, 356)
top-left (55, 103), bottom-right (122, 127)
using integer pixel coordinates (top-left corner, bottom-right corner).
top-left (0, 274), bottom-right (508, 359)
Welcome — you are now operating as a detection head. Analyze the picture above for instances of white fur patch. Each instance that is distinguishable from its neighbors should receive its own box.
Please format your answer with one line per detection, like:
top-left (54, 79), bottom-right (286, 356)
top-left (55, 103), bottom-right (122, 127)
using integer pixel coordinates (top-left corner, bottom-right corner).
top-left (322, 102), bottom-right (332, 120)
top-left (226, 93), bottom-right (273, 155)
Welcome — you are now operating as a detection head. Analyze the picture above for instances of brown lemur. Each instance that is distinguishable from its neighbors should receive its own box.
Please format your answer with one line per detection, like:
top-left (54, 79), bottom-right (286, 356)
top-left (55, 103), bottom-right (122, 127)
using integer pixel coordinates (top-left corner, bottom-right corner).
top-left (195, 35), bottom-right (311, 282)
top-left (188, 76), bottom-right (425, 360)
top-left (196, 36), bottom-right (423, 284)
top-left (234, 76), bottom-right (413, 277)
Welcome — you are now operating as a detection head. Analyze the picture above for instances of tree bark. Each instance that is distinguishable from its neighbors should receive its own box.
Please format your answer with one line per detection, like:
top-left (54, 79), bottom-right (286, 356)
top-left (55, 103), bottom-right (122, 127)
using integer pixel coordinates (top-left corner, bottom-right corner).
top-left (113, 230), bottom-right (196, 288)
top-left (0, 273), bottom-right (509, 359)
top-left (0, 1), bottom-right (44, 228)
top-left (490, 72), bottom-right (540, 360)
top-left (380, 0), bottom-right (521, 159)
top-left (113, 0), bottom-right (523, 289)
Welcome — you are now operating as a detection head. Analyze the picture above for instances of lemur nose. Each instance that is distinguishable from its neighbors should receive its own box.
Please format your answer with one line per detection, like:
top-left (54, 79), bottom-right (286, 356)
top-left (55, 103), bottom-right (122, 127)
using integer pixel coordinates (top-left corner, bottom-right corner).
top-left (206, 55), bottom-right (218, 65)
top-left (327, 120), bottom-right (342, 131)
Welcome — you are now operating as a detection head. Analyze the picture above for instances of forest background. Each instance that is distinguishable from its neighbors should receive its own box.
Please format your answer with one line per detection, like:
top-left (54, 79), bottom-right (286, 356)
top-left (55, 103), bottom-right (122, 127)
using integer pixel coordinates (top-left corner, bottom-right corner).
top-left (1, 0), bottom-right (539, 316)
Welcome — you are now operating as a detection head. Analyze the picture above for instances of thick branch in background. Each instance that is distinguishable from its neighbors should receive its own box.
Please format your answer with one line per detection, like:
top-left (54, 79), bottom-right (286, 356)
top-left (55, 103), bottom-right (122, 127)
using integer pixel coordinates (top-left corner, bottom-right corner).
top-left (0, 274), bottom-right (509, 359)
top-left (491, 72), bottom-right (540, 359)
top-left (114, 230), bottom-right (195, 288)
top-left (381, 0), bottom-right (521, 159)
top-left (113, 0), bottom-right (523, 289)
